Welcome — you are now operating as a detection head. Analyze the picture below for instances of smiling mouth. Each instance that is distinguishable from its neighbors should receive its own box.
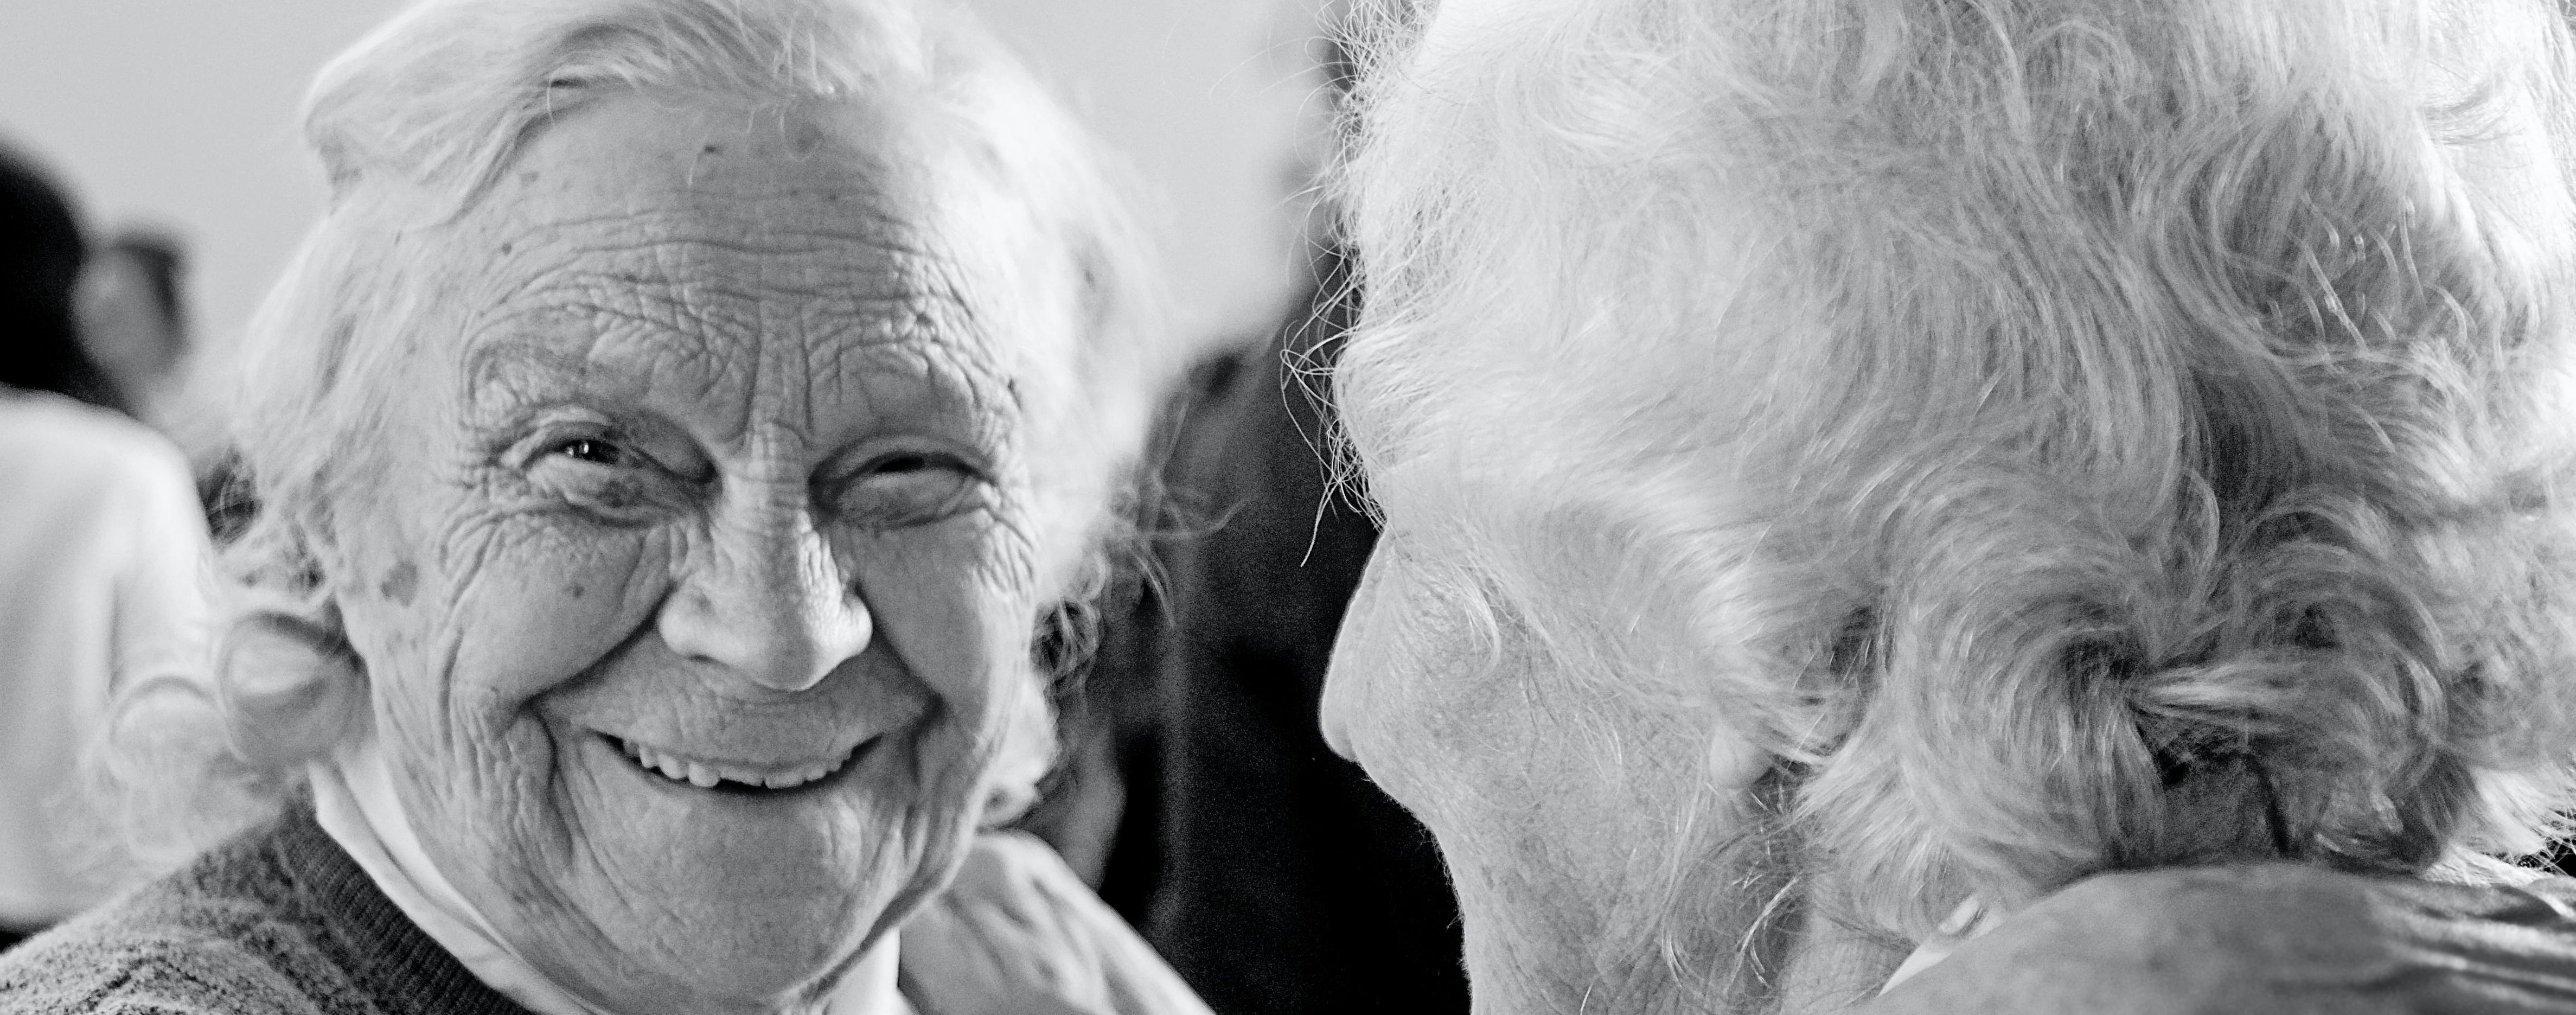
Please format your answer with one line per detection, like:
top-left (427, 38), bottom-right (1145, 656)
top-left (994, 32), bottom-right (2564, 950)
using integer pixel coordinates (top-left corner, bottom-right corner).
top-left (605, 735), bottom-right (864, 793)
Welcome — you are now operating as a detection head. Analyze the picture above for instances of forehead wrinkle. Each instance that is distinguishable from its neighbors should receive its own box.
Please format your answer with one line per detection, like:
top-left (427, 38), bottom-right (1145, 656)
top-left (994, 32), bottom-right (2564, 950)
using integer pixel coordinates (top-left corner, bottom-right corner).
top-left (464, 185), bottom-right (950, 310)
top-left (442, 156), bottom-right (1027, 451)
top-left (465, 236), bottom-right (961, 380)
top-left (459, 283), bottom-right (1009, 464)
top-left (803, 287), bottom-right (1002, 427)
top-left (463, 305), bottom-right (701, 417)
top-left (835, 337), bottom-right (1011, 452)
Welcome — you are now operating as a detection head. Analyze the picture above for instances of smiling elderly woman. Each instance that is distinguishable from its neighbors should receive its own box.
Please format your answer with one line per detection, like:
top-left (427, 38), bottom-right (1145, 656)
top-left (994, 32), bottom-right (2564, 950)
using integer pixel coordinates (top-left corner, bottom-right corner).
top-left (0, 1), bottom-right (1201, 1014)
top-left (1325, 0), bottom-right (2576, 1012)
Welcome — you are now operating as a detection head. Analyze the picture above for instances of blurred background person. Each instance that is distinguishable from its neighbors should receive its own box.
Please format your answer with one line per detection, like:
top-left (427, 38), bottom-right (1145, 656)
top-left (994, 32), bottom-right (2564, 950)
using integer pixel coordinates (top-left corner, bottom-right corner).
top-left (74, 227), bottom-right (194, 433)
top-left (0, 146), bottom-right (123, 415)
top-left (0, 141), bottom-right (210, 952)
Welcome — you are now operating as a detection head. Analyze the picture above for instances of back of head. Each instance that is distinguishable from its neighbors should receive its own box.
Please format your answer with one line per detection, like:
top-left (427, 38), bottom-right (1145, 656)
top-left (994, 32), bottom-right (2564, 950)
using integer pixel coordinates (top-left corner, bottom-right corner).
top-left (1337, 0), bottom-right (2576, 941)
top-left (0, 142), bottom-right (119, 410)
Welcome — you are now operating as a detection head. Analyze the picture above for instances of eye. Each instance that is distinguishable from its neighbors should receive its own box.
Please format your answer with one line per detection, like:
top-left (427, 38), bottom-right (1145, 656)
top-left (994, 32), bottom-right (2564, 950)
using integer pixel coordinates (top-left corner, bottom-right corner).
top-left (871, 452), bottom-right (941, 475)
top-left (516, 427), bottom-right (691, 522)
top-left (551, 436), bottom-right (629, 467)
top-left (836, 450), bottom-right (983, 528)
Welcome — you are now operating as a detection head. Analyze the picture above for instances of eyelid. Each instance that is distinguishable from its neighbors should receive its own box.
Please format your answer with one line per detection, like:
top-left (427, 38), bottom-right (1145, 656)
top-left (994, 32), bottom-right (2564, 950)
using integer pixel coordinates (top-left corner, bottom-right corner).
top-left (830, 440), bottom-right (990, 483)
top-left (821, 442), bottom-right (991, 529)
top-left (859, 450), bottom-right (974, 476)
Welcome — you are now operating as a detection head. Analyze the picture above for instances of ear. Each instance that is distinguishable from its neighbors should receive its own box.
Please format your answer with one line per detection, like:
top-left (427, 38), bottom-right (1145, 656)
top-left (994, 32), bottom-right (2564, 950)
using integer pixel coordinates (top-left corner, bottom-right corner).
top-left (216, 610), bottom-right (372, 769)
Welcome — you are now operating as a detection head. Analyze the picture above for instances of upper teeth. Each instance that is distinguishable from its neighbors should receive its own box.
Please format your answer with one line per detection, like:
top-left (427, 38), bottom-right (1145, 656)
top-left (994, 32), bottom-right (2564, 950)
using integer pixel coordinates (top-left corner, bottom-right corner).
top-left (615, 737), bottom-right (853, 790)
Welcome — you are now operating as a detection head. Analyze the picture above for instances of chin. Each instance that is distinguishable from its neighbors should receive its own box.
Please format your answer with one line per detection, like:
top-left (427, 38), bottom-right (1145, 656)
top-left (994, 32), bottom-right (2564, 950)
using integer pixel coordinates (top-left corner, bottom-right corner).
top-left (447, 724), bottom-right (980, 1012)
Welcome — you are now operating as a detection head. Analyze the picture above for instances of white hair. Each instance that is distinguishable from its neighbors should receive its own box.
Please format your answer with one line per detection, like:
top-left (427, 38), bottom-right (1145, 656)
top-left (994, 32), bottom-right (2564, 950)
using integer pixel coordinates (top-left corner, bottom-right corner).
top-left (1335, 0), bottom-right (2576, 986)
top-left (96, 0), bottom-right (1177, 863)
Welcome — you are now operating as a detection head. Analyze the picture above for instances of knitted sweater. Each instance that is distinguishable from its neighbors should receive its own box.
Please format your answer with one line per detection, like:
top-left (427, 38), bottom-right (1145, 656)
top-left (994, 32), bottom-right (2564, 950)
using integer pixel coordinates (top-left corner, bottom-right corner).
top-left (0, 802), bottom-right (528, 1015)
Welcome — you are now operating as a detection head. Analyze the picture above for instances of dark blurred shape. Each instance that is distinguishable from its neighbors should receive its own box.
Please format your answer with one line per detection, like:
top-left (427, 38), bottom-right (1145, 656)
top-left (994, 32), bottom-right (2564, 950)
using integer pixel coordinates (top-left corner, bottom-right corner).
top-left (76, 226), bottom-right (191, 415)
top-left (0, 143), bottom-right (122, 413)
top-left (196, 449), bottom-right (260, 547)
top-left (1136, 245), bottom-right (1468, 1014)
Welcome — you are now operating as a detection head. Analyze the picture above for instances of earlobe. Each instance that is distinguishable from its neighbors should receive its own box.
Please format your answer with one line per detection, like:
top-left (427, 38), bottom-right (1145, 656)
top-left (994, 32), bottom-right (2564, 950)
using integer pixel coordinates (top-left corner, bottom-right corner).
top-left (216, 610), bottom-right (373, 768)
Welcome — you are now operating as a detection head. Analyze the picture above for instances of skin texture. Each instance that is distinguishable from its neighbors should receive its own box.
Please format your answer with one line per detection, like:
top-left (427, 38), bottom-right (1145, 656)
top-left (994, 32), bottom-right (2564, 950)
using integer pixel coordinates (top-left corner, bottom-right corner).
top-left (1321, 500), bottom-right (1907, 1013)
top-left (320, 93), bottom-right (1061, 1015)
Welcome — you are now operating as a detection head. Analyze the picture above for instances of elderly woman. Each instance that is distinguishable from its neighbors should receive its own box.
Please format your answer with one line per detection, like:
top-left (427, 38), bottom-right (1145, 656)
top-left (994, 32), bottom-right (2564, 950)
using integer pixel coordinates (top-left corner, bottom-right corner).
top-left (1323, 0), bottom-right (2576, 1011)
top-left (0, 2), bottom-right (1207, 1013)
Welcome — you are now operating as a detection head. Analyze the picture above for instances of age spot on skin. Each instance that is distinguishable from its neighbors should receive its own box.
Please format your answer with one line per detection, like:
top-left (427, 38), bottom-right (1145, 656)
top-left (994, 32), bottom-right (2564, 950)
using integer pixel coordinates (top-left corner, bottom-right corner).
top-left (379, 560), bottom-right (420, 606)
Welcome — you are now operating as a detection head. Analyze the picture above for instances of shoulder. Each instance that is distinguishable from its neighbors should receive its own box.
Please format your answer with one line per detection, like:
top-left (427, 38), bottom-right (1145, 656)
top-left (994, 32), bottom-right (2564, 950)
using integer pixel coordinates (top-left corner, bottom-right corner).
top-left (0, 908), bottom-right (334, 1015)
top-left (0, 394), bottom-right (184, 472)
top-left (0, 836), bottom-right (353, 1015)
top-left (1878, 864), bottom-right (2576, 1014)
top-left (2036, 863), bottom-right (2576, 962)
top-left (0, 932), bottom-right (328, 1015)
top-left (0, 395), bottom-right (196, 519)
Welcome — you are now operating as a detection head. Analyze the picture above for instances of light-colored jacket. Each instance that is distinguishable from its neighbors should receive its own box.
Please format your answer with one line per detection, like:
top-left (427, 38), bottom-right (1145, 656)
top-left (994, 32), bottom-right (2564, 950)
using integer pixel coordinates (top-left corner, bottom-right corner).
top-left (0, 391), bottom-right (209, 927)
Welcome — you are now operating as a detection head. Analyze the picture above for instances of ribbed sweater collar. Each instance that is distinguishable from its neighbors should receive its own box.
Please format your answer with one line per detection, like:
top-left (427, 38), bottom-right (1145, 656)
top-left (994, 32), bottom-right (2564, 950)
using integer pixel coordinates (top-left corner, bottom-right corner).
top-left (263, 799), bottom-right (536, 1015)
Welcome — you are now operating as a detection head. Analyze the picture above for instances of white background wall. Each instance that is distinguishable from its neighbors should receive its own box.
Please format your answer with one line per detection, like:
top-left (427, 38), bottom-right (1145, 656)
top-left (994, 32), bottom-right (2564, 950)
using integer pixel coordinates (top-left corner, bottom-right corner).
top-left (0, 0), bottom-right (1319, 359)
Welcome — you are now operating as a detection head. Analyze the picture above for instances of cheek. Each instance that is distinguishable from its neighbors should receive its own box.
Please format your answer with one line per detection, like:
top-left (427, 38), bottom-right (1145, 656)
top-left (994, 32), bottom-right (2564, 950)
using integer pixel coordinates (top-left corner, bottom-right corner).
top-left (1332, 556), bottom-right (1735, 866)
top-left (846, 520), bottom-right (1043, 779)
top-left (438, 522), bottom-right (663, 703)
top-left (337, 508), bottom-right (667, 775)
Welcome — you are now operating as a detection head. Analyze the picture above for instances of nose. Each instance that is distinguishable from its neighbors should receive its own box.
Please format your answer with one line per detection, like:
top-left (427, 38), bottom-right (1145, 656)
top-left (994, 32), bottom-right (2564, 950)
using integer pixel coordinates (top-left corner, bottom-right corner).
top-left (1318, 669), bottom-right (1358, 761)
top-left (657, 506), bottom-right (871, 693)
top-left (1318, 556), bottom-right (1394, 762)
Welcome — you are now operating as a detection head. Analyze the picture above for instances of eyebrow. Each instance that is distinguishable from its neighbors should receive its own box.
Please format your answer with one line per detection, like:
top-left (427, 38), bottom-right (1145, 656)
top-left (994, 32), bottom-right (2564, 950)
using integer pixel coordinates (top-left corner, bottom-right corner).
top-left (458, 288), bottom-right (744, 406)
top-left (463, 335), bottom-right (618, 413)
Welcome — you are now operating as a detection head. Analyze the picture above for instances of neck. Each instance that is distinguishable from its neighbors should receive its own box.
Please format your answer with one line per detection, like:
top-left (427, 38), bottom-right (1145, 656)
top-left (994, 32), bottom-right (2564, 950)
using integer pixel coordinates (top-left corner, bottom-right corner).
top-left (1772, 904), bottom-right (1910, 1015)
top-left (1453, 847), bottom-right (1911, 1014)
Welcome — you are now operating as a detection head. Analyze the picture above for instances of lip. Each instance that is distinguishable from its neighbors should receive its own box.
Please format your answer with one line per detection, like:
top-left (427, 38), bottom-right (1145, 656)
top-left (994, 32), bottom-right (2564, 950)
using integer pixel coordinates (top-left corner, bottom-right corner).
top-left (595, 732), bottom-right (879, 796)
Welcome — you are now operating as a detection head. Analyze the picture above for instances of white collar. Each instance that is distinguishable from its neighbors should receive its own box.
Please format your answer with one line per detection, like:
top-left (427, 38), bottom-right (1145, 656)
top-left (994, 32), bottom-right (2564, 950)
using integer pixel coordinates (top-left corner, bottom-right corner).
top-left (310, 740), bottom-right (908, 1015)
top-left (1878, 897), bottom-right (2003, 995)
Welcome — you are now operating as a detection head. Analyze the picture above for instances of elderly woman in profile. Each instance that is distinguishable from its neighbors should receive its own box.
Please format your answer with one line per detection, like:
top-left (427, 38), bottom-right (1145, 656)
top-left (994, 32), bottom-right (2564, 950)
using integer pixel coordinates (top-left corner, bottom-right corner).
top-left (0, 2), bottom-right (1206, 1013)
top-left (1322, 0), bottom-right (2576, 1012)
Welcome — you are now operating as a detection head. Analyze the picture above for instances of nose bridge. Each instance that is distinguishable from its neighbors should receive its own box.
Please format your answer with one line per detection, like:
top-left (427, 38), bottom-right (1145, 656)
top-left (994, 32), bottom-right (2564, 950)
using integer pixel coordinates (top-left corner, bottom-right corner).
top-left (662, 477), bottom-right (871, 692)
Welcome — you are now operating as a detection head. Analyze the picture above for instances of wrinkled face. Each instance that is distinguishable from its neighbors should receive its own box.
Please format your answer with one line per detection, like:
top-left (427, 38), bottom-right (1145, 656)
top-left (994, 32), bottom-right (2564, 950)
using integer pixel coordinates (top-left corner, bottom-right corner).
top-left (323, 94), bottom-right (1066, 1015)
